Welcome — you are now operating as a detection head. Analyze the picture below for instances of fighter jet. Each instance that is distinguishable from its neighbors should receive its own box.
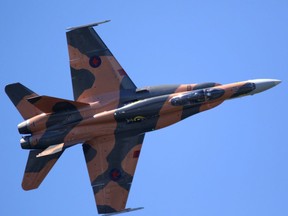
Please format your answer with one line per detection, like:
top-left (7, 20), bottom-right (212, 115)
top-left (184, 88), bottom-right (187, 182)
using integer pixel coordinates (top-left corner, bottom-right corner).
top-left (5, 20), bottom-right (280, 215)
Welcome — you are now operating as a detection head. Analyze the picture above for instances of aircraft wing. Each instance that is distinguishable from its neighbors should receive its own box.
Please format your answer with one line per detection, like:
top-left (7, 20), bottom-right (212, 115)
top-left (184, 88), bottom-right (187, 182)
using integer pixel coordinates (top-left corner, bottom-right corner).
top-left (66, 21), bottom-right (137, 104)
top-left (82, 134), bottom-right (145, 214)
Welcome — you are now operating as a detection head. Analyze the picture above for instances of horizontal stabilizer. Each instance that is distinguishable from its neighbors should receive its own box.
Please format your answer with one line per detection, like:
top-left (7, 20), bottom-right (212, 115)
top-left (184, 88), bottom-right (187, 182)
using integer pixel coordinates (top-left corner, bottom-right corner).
top-left (36, 143), bottom-right (64, 158)
top-left (28, 95), bottom-right (90, 113)
top-left (103, 207), bottom-right (144, 216)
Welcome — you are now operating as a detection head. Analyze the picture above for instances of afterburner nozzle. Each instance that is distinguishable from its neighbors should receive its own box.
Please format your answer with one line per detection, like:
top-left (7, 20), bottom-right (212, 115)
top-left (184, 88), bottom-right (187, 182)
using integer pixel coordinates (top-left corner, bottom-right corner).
top-left (18, 120), bottom-right (31, 134)
top-left (20, 136), bottom-right (32, 149)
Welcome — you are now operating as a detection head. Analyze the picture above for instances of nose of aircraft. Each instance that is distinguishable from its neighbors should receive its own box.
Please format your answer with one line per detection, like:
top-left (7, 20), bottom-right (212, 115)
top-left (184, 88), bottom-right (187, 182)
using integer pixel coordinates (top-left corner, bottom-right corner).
top-left (248, 79), bottom-right (281, 95)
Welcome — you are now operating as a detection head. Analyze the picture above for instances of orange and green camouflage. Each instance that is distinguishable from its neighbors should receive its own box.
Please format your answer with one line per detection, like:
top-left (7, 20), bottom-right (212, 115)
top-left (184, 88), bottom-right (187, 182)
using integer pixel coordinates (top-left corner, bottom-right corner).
top-left (5, 20), bottom-right (280, 215)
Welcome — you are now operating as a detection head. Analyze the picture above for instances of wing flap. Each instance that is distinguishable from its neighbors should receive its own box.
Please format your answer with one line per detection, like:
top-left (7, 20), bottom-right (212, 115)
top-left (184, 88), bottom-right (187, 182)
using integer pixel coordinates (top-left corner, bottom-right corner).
top-left (36, 143), bottom-right (64, 158)
top-left (82, 134), bottom-right (145, 214)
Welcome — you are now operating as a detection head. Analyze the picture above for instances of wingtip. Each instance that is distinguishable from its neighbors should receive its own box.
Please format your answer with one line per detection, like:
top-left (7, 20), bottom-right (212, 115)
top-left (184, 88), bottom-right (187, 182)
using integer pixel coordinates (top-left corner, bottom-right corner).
top-left (66, 20), bottom-right (111, 31)
top-left (102, 207), bottom-right (144, 216)
top-left (22, 179), bottom-right (39, 191)
top-left (4, 82), bottom-right (21, 94)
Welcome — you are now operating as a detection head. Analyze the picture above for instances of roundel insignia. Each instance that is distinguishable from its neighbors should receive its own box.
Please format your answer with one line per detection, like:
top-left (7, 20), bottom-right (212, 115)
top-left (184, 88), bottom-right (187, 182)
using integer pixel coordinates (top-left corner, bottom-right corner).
top-left (109, 168), bottom-right (122, 181)
top-left (89, 56), bottom-right (101, 68)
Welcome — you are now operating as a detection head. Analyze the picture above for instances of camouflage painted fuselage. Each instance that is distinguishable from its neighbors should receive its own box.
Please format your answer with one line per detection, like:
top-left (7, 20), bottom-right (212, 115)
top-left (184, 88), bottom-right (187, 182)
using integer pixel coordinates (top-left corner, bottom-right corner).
top-left (19, 81), bottom-right (254, 150)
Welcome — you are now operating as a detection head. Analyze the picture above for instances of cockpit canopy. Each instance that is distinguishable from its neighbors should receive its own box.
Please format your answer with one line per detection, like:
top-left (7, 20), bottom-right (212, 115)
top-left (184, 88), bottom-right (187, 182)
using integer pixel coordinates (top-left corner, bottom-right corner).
top-left (170, 88), bottom-right (225, 106)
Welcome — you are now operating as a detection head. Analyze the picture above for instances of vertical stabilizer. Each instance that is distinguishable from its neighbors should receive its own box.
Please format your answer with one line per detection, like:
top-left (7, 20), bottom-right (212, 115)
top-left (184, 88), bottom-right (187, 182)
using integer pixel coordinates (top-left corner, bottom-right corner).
top-left (22, 149), bottom-right (64, 190)
top-left (5, 83), bottom-right (43, 120)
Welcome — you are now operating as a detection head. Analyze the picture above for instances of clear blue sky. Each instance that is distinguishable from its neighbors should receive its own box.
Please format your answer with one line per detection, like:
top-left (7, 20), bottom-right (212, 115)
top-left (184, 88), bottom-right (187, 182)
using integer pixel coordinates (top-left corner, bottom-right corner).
top-left (1, 1), bottom-right (287, 215)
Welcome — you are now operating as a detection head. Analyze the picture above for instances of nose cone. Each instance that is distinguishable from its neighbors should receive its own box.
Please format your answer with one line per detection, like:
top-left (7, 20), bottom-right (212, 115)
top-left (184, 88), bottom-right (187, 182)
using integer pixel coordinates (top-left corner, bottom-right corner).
top-left (248, 79), bottom-right (281, 95)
